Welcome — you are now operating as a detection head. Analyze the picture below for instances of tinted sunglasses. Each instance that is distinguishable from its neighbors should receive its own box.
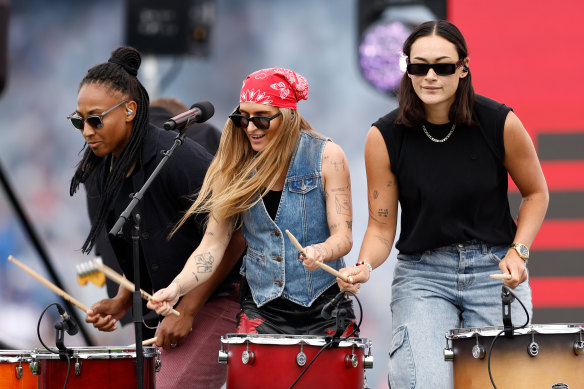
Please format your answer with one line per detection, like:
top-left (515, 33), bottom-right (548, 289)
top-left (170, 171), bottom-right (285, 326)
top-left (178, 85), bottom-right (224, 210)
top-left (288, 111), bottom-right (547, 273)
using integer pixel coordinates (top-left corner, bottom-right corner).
top-left (67, 100), bottom-right (128, 130)
top-left (406, 58), bottom-right (465, 76)
top-left (229, 111), bottom-right (282, 130)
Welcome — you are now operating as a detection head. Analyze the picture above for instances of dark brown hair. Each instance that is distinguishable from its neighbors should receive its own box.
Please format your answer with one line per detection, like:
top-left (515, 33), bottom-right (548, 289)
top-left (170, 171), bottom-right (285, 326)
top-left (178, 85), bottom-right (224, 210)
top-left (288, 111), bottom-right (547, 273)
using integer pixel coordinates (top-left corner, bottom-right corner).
top-left (395, 20), bottom-right (476, 127)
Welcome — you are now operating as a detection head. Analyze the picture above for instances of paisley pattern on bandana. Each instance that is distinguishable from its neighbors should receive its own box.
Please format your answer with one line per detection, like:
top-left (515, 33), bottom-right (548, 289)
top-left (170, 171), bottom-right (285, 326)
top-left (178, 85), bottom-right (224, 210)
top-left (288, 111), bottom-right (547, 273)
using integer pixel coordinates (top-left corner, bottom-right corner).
top-left (240, 67), bottom-right (308, 109)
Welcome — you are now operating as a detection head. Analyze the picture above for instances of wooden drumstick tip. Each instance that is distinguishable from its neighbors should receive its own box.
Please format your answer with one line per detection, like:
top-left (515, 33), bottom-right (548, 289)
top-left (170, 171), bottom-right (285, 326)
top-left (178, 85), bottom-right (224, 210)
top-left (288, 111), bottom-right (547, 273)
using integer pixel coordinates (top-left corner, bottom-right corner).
top-left (490, 273), bottom-right (512, 280)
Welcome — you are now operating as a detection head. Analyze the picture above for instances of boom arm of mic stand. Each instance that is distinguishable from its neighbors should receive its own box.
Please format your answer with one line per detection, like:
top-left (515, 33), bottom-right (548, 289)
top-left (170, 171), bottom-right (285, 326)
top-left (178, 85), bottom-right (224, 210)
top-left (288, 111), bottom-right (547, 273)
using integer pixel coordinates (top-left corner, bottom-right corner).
top-left (108, 133), bottom-right (185, 237)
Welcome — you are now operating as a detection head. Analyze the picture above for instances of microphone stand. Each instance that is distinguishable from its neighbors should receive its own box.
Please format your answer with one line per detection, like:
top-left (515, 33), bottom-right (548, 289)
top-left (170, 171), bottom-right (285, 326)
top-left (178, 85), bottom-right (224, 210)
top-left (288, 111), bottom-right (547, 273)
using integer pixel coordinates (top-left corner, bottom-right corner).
top-left (109, 131), bottom-right (188, 389)
top-left (501, 285), bottom-right (515, 338)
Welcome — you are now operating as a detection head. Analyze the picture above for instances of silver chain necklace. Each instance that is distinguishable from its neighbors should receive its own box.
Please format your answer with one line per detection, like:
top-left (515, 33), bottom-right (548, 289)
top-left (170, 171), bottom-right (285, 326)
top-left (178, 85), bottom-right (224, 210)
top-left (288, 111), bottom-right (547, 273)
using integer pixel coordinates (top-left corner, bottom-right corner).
top-left (422, 123), bottom-right (456, 143)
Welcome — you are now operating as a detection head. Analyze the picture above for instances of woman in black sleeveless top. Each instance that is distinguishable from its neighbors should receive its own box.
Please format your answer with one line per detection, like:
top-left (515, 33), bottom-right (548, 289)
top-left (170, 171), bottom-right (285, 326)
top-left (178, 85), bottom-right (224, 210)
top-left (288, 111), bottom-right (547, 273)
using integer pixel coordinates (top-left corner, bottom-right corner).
top-left (339, 20), bottom-right (548, 388)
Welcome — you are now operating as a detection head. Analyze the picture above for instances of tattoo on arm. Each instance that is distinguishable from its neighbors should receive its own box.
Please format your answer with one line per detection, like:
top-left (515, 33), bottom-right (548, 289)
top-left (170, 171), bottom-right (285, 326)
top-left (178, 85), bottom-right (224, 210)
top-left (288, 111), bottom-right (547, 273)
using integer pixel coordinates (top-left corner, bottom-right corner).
top-left (172, 278), bottom-right (185, 295)
top-left (346, 220), bottom-right (352, 230)
top-left (195, 252), bottom-right (214, 273)
top-left (373, 190), bottom-right (379, 199)
top-left (329, 223), bottom-right (340, 233)
top-left (334, 193), bottom-right (351, 216)
top-left (368, 201), bottom-right (387, 224)
top-left (378, 209), bottom-right (389, 218)
top-left (375, 234), bottom-right (392, 251)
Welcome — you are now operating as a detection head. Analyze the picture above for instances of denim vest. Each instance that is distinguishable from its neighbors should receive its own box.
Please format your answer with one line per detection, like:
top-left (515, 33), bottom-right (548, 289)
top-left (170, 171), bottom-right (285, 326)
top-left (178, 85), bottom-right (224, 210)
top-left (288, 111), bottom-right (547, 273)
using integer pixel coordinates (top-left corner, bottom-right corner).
top-left (241, 130), bottom-right (345, 307)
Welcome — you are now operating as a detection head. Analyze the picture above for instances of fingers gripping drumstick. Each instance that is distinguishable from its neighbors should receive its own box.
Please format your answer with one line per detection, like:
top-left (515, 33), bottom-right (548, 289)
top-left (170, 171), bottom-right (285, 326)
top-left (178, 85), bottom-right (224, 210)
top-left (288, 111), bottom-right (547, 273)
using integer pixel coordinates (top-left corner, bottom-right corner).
top-left (77, 258), bottom-right (180, 317)
top-left (8, 255), bottom-right (89, 313)
top-left (285, 230), bottom-right (349, 282)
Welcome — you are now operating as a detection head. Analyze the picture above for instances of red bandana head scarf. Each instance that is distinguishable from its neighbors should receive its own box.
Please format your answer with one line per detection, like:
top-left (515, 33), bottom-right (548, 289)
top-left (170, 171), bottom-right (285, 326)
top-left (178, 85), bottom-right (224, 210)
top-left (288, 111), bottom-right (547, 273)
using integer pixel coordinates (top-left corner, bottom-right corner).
top-left (240, 68), bottom-right (309, 110)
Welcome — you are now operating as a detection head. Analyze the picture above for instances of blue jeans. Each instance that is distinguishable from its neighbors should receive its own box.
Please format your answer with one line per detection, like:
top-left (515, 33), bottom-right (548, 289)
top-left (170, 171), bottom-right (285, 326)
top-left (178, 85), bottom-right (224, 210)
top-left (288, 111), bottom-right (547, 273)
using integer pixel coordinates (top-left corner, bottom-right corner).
top-left (388, 240), bottom-right (532, 389)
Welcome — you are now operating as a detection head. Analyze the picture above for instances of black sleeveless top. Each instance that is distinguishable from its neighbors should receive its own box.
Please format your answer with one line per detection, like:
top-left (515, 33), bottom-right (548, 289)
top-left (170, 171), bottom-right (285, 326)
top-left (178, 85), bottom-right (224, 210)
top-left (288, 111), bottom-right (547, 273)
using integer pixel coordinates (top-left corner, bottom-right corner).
top-left (373, 94), bottom-right (517, 253)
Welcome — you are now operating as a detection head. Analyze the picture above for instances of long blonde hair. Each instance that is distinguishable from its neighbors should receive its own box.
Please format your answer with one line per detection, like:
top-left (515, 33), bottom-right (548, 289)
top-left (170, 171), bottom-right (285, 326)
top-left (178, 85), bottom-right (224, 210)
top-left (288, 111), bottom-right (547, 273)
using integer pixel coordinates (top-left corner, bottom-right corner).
top-left (174, 107), bottom-right (313, 231)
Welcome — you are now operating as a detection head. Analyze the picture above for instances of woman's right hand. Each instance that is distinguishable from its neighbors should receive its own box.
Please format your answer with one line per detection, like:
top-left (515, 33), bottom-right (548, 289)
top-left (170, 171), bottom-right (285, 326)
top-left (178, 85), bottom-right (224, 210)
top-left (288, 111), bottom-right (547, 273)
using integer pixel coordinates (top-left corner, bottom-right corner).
top-left (85, 297), bottom-right (128, 332)
top-left (147, 282), bottom-right (181, 316)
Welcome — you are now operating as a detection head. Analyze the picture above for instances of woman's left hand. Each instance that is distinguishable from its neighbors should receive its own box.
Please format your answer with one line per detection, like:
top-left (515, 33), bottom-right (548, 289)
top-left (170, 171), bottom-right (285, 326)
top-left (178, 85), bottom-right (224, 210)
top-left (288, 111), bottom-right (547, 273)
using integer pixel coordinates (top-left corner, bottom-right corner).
top-left (301, 244), bottom-right (327, 271)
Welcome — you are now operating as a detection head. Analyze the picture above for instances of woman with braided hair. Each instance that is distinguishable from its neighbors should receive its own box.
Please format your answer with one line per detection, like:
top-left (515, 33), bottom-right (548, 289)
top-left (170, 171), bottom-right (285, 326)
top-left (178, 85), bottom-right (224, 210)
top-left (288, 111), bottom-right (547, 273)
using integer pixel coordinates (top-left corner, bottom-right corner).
top-left (69, 46), bottom-right (245, 388)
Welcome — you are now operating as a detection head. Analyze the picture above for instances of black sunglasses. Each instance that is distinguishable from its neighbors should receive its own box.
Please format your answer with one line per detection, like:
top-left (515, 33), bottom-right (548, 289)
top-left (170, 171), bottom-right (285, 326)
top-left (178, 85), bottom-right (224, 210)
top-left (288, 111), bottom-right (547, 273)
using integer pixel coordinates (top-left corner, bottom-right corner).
top-left (229, 112), bottom-right (282, 130)
top-left (406, 58), bottom-right (465, 76)
top-left (67, 100), bottom-right (128, 130)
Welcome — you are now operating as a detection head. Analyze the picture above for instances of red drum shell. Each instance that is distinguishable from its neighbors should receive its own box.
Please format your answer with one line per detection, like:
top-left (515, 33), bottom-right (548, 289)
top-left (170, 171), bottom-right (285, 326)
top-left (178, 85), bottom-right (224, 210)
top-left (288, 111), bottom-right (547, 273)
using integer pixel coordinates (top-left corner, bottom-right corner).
top-left (34, 346), bottom-right (157, 389)
top-left (446, 324), bottom-right (584, 388)
top-left (221, 334), bottom-right (368, 389)
top-left (0, 350), bottom-right (36, 389)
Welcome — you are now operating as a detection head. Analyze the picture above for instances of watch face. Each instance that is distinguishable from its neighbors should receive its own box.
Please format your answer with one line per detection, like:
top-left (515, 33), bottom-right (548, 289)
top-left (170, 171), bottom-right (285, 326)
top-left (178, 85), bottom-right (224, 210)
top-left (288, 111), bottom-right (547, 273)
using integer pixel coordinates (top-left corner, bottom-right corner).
top-left (514, 244), bottom-right (529, 258)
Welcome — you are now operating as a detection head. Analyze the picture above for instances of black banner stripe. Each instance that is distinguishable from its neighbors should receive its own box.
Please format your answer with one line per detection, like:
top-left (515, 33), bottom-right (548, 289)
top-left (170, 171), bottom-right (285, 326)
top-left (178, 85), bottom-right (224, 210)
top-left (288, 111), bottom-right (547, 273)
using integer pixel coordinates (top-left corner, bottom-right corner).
top-left (529, 250), bottom-right (584, 278)
top-left (509, 192), bottom-right (584, 219)
top-left (532, 307), bottom-right (584, 324)
top-left (538, 132), bottom-right (584, 161)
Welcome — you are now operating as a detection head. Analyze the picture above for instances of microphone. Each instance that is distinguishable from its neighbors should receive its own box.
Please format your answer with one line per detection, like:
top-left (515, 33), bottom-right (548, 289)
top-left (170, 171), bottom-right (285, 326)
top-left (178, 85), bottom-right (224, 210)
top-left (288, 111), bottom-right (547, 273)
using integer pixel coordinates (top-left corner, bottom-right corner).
top-left (321, 291), bottom-right (347, 320)
top-left (163, 101), bottom-right (215, 131)
top-left (56, 303), bottom-right (79, 336)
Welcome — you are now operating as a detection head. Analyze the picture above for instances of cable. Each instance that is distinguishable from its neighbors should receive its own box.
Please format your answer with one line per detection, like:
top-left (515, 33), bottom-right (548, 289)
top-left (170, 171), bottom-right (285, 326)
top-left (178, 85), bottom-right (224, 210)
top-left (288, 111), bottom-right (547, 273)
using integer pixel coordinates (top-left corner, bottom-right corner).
top-left (288, 290), bottom-right (364, 389)
top-left (487, 285), bottom-right (530, 389)
top-left (36, 302), bottom-right (73, 389)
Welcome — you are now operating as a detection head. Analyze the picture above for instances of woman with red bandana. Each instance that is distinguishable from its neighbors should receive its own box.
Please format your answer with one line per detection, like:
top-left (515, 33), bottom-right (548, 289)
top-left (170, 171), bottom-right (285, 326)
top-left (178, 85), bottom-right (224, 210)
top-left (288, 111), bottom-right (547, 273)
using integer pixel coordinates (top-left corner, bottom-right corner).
top-left (148, 68), bottom-right (356, 336)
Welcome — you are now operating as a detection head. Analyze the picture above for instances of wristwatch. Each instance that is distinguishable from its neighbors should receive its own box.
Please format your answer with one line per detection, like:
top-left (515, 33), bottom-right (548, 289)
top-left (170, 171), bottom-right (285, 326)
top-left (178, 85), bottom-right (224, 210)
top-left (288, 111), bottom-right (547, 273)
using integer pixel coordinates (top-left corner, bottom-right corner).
top-left (510, 243), bottom-right (529, 261)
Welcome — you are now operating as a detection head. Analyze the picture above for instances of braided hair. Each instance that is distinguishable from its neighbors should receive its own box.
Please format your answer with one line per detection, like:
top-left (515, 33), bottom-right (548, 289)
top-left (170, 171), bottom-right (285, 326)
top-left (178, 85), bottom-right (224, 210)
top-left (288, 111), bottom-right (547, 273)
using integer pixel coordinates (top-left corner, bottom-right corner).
top-left (70, 46), bottom-right (150, 254)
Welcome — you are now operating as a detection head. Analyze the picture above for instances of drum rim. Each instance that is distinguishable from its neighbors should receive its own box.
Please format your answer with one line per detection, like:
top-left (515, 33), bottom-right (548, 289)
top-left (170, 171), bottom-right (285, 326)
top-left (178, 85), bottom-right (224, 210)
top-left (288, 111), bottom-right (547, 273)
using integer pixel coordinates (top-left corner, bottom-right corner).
top-left (446, 323), bottom-right (584, 339)
top-left (0, 350), bottom-right (35, 362)
top-left (221, 333), bottom-right (368, 347)
top-left (32, 345), bottom-right (158, 359)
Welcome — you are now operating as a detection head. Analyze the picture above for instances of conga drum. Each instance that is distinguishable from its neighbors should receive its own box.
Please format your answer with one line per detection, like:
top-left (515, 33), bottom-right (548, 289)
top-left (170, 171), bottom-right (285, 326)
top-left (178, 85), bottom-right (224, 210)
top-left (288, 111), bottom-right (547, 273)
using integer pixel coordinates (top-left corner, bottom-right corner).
top-left (218, 333), bottom-right (373, 389)
top-left (0, 350), bottom-right (36, 389)
top-left (445, 324), bottom-right (584, 388)
top-left (33, 346), bottom-right (160, 389)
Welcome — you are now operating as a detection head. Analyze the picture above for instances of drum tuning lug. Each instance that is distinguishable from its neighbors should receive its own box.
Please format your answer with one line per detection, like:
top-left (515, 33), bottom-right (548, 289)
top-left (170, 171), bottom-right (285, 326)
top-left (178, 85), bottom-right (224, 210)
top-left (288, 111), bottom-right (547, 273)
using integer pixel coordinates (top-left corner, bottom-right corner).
top-left (155, 356), bottom-right (162, 372)
top-left (364, 353), bottom-right (374, 369)
top-left (241, 350), bottom-right (255, 365)
top-left (218, 349), bottom-right (228, 364)
top-left (345, 353), bottom-right (358, 368)
top-left (472, 344), bottom-right (486, 360)
top-left (296, 344), bottom-right (307, 367)
top-left (29, 360), bottom-right (39, 375)
top-left (573, 340), bottom-right (584, 356)
top-left (444, 337), bottom-right (454, 361)
top-left (75, 359), bottom-right (83, 376)
top-left (527, 341), bottom-right (539, 357)
top-left (241, 341), bottom-right (255, 365)
top-left (472, 333), bottom-right (486, 359)
top-left (15, 364), bottom-right (23, 379)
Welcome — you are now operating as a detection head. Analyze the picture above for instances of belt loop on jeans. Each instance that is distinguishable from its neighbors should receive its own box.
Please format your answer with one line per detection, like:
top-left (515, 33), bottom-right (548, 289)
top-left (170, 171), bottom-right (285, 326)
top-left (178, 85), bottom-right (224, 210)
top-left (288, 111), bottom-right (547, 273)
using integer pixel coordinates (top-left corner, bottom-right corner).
top-left (480, 241), bottom-right (488, 255)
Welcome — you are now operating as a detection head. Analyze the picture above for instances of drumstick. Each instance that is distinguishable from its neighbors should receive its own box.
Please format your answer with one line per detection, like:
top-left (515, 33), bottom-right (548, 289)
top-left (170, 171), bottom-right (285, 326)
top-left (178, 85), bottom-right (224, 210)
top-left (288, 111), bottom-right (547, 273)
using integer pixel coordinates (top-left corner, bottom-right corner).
top-left (128, 337), bottom-right (157, 347)
top-left (285, 229), bottom-right (349, 282)
top-left (490, 273), bottom-right (512, 280)
top-left (8, 255), bottom-right (89, 312)
top-left (80, 258), bottom-right (180, 317)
